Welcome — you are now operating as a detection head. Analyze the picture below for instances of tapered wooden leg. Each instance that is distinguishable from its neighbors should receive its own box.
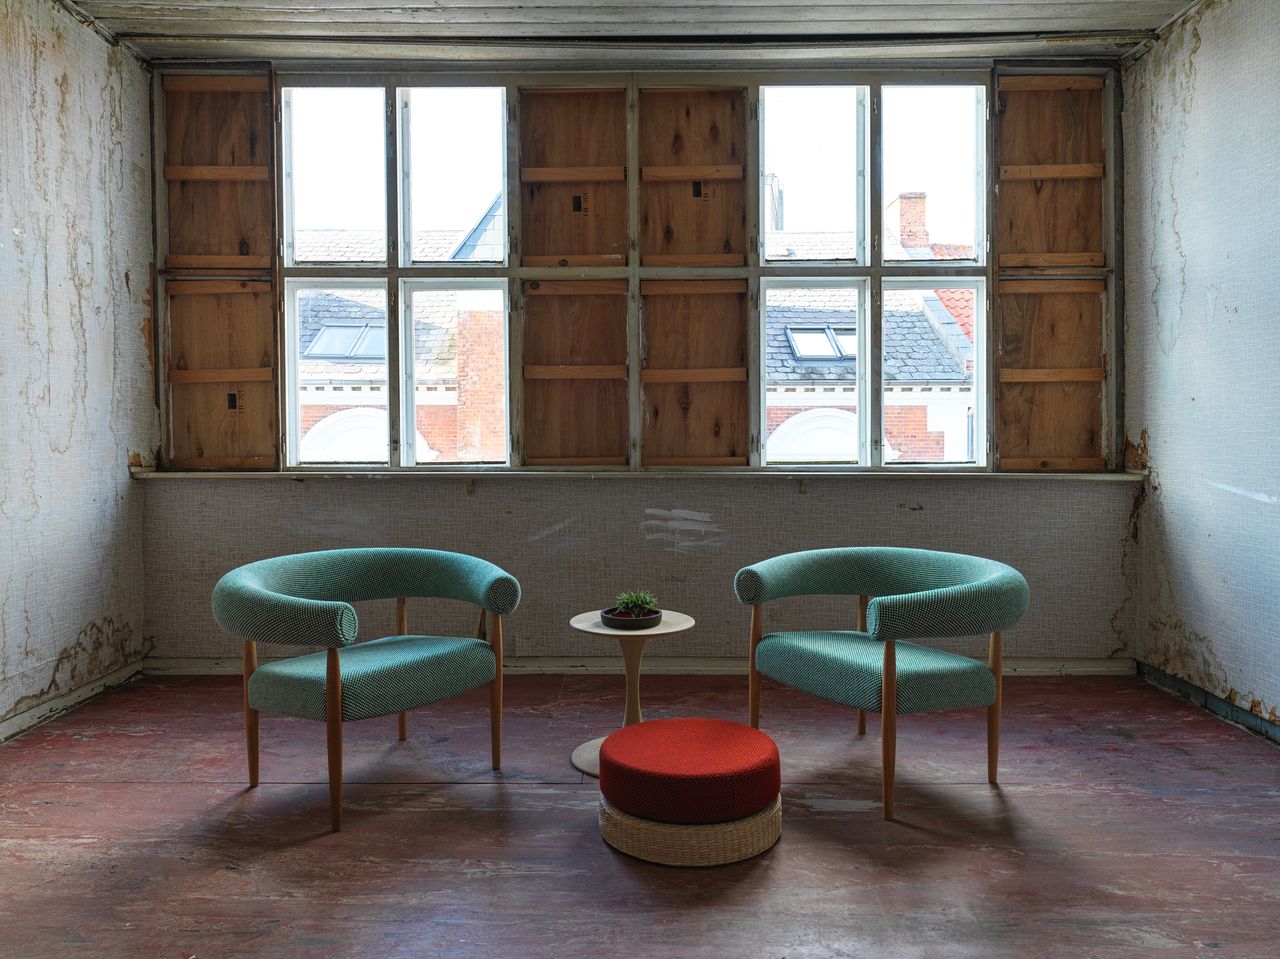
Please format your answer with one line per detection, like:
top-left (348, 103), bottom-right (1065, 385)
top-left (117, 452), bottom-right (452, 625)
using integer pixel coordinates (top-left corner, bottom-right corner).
top-left (242, 640), bottom-right (259, 787)
top-left (489, 613), bottom-right (503, 770)
top-left (396, 598), bottom-right (408, 742)
top-left (988, 630), bottom-right (1003, 785)
top-left (882, 640), bottom-right (897, 820)
top-left (748, 605), bottom-right (763, 728)
top-left (620, 637), bottom-right (647, 726)
top-left (857, 596), bottom-right (869, 736)
top-left (326, 648), bottom-right (343, 833)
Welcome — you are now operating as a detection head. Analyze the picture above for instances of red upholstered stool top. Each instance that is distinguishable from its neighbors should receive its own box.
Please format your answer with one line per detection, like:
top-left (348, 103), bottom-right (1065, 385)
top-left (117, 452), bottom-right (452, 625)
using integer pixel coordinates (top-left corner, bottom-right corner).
top-left (599, 718), bottom-right (781, 825)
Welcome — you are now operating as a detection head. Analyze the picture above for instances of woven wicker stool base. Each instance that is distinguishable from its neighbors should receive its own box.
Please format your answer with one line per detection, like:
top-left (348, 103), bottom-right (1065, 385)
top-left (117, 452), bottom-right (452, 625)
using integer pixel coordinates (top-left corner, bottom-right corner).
top-left (599, 794), bottom-right (782, 867)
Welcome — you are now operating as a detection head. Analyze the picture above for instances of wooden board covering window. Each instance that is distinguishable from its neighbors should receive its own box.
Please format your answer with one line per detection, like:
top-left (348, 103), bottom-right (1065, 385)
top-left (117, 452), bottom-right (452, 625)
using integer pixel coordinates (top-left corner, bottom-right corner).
top-left (640, 281), bottom-right (749, 465)
top-left (163, 77), bottom-right (274, 270)
top-left (994, 76), bottom-right (1109, 473)
top-left (639, 89), bottom-right (747, 267)
top-left (521, 281), bottom-right (629, 465)
top-left (163, 74), bottom-right (279, 469)
top-left (519, 89), bottom-right (628, 266)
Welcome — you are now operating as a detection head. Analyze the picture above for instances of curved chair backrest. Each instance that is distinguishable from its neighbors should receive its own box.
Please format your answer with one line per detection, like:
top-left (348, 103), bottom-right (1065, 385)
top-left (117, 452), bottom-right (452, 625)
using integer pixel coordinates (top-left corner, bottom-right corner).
top-left (212, 547), bottom-right (521, 648)
top-left (734, 547), bottom-right (1028, 643)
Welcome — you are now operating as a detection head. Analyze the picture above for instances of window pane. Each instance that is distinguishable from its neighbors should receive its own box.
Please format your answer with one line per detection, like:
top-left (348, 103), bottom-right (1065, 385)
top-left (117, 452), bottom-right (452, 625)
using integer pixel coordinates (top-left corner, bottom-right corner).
top-left (762, 86), bottom-right (861, 262)
top-left (287, 88), bottom-right (386, 263)
top-left (294, 285), bottom-right (389, 464)
top-left (407, 88), bottom-right (506, 263)
top-left (833, 330), bottom-right (857, 357)
top-left (882, 285), bottom-right (978, 464)
top-left (765, 286), bottom-right (860, 464)
top-left (881, 86), bottom-right (983, 261)
top-left (407, 286), bottom-right (507, 464)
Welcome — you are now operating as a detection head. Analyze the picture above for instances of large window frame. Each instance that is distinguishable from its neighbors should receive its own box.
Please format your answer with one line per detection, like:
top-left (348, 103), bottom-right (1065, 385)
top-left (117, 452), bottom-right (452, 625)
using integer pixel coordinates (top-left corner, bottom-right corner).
top-left (277, 70), bottom-right (993, 472)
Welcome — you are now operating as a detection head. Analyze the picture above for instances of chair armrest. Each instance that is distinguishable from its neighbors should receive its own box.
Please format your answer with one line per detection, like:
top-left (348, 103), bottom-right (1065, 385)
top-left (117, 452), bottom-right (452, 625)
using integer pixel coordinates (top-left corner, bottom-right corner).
top-left (733, 549), bottom-right (861, 604)
top-left (212, 571), bottom-right (359, 648)
top-left (866, 569), bottom-right (1029, 644)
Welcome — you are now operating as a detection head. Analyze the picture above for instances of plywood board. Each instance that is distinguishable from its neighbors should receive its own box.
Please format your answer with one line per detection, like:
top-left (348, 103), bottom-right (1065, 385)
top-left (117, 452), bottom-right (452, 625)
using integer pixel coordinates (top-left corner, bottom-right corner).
top-left (998, 88), bottom-right (1103, 166)
top-left (170, 381), bottom-right (278, 465)
top-left (999, 289), bottom-right (1103, 369)
top-left (995, 179), bottom-right (1103, 258)
top-left (642, 288), bottom-right (746, 369)
top-left (169, 289), bottom-right (275, 372)
top-left (997, 382), bottom-right (1101, 465)
top-left (639, 88), bottom-right (746, 263)
top-left (521, 182), bottom-right (628, 262)
top-left (522, 285), bottom-right (629, 462)
top-left (642, 382), bottom-right (748, 462)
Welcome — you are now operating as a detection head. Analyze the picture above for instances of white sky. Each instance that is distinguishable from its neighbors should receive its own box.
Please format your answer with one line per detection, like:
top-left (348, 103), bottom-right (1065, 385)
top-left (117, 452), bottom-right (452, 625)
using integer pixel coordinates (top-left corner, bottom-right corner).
top-left (288, 85), bottom-right (983, 245)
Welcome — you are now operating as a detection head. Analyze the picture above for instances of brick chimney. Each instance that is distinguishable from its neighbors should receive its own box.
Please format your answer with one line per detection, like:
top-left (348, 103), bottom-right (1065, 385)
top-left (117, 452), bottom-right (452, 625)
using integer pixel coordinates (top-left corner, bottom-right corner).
top-left (897, 192), bottom-right (929, 249)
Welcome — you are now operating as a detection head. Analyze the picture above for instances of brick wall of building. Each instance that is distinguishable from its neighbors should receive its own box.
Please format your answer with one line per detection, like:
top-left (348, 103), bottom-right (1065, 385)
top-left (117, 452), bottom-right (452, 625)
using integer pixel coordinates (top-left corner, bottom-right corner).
top-left (456, 309), bottom-right (506, 461)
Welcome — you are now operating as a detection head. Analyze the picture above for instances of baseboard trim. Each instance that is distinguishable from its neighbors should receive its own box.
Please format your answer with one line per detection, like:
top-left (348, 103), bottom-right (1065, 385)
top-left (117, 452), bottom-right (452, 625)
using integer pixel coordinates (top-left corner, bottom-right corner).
top-left (1139, 662), bottom-right (1280, 746)
top-left (0, 661), bottom-right (144, 742)
top-left (144, 655), bottom-right (1136, 677)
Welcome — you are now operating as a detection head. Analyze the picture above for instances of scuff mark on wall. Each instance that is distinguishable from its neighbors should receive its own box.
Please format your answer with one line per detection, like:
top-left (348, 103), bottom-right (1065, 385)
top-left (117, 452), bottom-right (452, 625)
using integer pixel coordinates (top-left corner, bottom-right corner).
top-left (640, 509), bottom-right (728, 552)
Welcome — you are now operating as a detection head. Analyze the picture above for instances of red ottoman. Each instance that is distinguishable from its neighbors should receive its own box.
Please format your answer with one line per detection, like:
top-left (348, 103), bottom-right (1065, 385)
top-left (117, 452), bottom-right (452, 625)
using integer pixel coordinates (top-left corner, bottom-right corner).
top-left (598, 718), bottom-right (782, 866)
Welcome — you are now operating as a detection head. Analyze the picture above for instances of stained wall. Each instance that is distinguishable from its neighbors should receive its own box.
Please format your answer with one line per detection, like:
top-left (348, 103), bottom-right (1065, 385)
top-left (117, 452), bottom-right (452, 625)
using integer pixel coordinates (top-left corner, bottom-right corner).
top-left (0, 0), bottom-right (158, 732)
top-left (1123, 0), bottom-right (1280, 720)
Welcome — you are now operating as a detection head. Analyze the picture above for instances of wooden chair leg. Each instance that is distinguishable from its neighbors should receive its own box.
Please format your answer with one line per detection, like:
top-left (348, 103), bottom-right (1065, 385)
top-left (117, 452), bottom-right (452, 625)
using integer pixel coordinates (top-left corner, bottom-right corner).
top-left (748, 605), bottom-right (762, 728)
top-left (882, 640), bottom-right (897, 820)
top-left (858, 710), bottom-right (867, 736)
top-left (326, 648), bottom-right (343, 833)
top-left (488, 613), bottom-right (503, 770)
top-left (396, 598), bottom-right (408, 742)
top-left (243, 640), bottom-right (259, 787)
top-left (988, 630), bottom-right (1003, 785)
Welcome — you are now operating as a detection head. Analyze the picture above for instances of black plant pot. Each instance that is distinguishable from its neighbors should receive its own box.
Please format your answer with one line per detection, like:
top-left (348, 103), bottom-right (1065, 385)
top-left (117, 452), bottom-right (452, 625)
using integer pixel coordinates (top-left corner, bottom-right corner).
top-left (600, 607), bottom-right (663, 630)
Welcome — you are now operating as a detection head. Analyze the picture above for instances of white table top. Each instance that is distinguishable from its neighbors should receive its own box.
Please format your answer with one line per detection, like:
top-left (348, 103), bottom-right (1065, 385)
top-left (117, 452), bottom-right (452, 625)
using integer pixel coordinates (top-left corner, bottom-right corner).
top-left (569, 609), bottom-right (695, 637)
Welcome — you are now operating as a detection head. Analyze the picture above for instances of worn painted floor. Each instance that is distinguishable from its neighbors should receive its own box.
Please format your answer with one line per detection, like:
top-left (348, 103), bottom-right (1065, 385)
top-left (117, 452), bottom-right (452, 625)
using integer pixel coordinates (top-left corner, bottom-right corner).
top-left (1, 674), bottom-right (1278, 958)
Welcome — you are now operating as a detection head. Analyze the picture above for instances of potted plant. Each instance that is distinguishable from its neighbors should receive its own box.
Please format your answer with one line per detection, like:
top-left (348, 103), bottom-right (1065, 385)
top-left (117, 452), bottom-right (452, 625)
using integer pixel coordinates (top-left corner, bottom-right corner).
top-left (601, 590), bottom-right (663, 630)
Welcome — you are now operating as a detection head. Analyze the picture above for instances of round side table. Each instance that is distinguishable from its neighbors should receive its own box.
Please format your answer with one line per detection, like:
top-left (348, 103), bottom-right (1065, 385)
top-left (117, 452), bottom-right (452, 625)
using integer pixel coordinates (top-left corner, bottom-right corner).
top-left (568, 609), bottom-right (695, 777)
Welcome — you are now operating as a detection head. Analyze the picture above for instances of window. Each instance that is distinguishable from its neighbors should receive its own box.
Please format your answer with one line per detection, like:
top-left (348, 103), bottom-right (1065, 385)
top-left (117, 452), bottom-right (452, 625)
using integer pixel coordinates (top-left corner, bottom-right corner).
top-left (283, 85), bottom-right (508, 468)
top-left (288, 281), bottom-right (390, 465)
top-left (762, 86), bottom-right (865, 262)
top-left (273, 76), bottom-right (995, 471)
top-left (881, 281), bottom-right (983, 465)
top-left (764, 283), bottom-right (865, 465)
top-left (881, 86), bottom-right (985, 262)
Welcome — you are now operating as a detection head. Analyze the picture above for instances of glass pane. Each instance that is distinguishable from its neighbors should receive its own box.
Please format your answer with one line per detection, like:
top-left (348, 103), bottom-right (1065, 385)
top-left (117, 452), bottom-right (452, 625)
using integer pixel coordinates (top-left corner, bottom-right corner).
top-left (762, 86), bottom-right (861, 262)
top-left (881, 86), bottom-right (983, 261)
top-left (287, 88), bottom-right (386, 263)
top-left (407, 88), bottom-right (506, 263)
top-left (833, 330), bottom-right (857, 357)
top-left (295, 286), bottom-right (389, 464)
top-left (764, 286), bottom-right (860, 464)
top-left (791, 330), bottom-right (838, 358)
top-left (407, 286), bottom-right (507, 464)
top-left (882, 286), bottom-right (978, 464)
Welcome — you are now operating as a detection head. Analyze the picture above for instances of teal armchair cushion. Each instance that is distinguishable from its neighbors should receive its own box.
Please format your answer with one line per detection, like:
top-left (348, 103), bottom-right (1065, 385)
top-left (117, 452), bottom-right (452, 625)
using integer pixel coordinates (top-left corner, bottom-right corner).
top-left (734, 547), bottom-right (1029, 642)
top-left (212, 547), bottom-right (521, 648)
top-left (755, 630), bottom-right (996, 714)
top-left (248, 634), bottom-right (496, 722)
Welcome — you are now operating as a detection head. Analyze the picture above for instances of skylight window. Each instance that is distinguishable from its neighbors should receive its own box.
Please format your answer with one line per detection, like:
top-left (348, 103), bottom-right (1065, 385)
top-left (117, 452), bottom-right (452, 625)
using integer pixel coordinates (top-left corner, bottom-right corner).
top-left (787, 328), bottom-right (857, 360)
top-left (306, 326), bottom-right (362, 358)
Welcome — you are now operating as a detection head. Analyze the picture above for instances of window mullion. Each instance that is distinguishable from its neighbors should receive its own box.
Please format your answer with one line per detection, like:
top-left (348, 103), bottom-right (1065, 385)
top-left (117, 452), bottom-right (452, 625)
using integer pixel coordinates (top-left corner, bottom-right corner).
top-left (866, 81), bottom-right (884, 468)
top-left (384, 83), bottom-right (403, 467)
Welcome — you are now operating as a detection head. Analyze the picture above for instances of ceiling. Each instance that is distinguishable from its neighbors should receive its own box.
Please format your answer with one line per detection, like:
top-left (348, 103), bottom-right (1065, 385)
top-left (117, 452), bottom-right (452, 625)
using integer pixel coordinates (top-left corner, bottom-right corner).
top-left (70, 1), bottom-right (1195, 63)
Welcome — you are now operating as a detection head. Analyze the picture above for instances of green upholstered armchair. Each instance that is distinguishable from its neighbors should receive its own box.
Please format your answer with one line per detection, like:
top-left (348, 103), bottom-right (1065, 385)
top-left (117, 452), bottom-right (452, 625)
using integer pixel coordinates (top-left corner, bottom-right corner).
top-left (212, 548), bottom-right (521, 831)
top-left (733, 547), bottom-right (1029, 819)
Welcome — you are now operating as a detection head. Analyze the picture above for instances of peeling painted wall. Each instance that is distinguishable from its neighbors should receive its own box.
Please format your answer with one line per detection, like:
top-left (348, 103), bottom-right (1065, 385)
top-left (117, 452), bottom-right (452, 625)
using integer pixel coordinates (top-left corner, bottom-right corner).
top-left (1124, 0), bottom-right (1280, 721)
top-left (0, 0), bottom-right (158, 728)
top-left (143, 477), bottom-right (1138, 663)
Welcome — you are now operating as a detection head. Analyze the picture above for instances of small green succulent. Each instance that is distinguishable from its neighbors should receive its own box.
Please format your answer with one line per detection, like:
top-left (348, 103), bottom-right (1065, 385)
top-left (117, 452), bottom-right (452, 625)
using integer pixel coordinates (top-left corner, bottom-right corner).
top-left (614, 590), bottom-right (659, 616)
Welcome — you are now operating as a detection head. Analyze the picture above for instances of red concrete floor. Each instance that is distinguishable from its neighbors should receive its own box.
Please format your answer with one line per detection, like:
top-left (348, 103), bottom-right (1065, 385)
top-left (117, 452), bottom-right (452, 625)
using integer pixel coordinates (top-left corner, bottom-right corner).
top-left (1, 674), bottom-right (1278, 958)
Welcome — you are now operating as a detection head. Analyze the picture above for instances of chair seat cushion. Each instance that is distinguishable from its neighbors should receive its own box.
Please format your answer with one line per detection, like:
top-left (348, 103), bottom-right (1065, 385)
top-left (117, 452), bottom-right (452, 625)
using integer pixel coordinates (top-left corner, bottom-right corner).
top-left (599, 718), bottom-right (781, 825)
top-left (248, 635), bottom-right (496, 722)
top-left (755, 631), bottom-right (995, 715)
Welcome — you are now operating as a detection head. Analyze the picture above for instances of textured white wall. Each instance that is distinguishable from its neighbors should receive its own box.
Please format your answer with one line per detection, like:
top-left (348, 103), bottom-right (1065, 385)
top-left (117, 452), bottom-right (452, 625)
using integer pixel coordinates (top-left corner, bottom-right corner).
top-left (1124, 0), bottom-right (1280, 719)
top-left (143, 476), bottom-right (1140, 663)
top-left (0, 0), bottom-right (158, 728)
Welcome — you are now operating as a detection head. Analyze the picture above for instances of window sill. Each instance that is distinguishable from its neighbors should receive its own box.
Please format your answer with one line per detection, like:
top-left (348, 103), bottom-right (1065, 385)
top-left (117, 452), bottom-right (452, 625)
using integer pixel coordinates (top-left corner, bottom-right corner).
top-left (129, 466), bottom-right (1147, 483)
